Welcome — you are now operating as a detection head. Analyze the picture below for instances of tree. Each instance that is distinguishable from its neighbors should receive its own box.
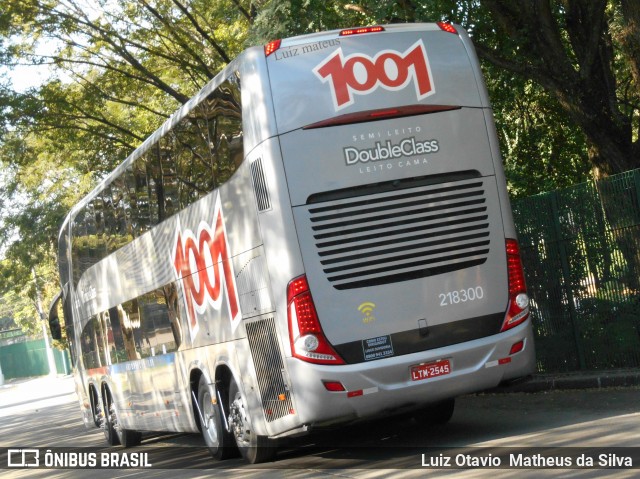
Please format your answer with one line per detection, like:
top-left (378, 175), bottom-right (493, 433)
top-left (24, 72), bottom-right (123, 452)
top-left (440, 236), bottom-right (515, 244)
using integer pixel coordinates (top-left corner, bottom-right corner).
top-left (484, 64), bottom-right (591, 197)
top-left (0, 0), bottom-right (256, 333)
top-left (448, 0), bottom-right (640, 177)
top-left (250, 1), bottom-right (597, 193)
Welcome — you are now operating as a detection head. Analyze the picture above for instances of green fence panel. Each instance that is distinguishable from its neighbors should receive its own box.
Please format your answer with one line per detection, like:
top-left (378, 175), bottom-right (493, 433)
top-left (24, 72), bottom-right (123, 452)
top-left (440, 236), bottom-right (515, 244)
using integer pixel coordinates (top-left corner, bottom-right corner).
top-left (53, 348), bottom-right (72, 375)
top-left (0, 339), bottom-right (71, 379)
top-left (0, 340), bottom-right (48, 379)
top-left (513, 170), bottom-right (640, 373)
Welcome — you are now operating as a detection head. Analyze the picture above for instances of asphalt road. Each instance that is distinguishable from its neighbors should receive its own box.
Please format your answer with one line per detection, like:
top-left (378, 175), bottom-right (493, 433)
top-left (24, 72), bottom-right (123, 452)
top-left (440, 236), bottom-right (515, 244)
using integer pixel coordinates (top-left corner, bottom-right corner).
top-left (1, 376), bottom-right (640, 478)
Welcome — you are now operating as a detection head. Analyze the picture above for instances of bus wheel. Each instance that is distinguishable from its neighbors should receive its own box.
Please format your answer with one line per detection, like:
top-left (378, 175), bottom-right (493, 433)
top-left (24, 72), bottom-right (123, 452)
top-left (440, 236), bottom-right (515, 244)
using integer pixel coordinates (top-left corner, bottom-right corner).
top-left (103, 389), bottom-right (142, 448)
top-left (420, 398), bottom-right (455, 426)
top-left (90, 386), bottom-right (101, 428)
top-left (432, 398), bottom-right (455, 425)
top-left (228, 379), bottom-right (275, 464)
top-left (198, 376), bottom-right (236, 460)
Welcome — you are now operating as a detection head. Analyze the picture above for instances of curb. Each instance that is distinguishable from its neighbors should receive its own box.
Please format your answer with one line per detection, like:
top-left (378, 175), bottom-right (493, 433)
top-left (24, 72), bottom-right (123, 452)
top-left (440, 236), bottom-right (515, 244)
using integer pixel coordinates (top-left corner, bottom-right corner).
top-left (491, 370), bottom-right (640, 393)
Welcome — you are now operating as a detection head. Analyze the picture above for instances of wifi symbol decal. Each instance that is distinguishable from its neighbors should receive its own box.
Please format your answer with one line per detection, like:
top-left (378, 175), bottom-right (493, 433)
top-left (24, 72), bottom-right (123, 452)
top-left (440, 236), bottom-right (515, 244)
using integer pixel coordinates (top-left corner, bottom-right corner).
top-left (358, 302), bottom-right (377, 323)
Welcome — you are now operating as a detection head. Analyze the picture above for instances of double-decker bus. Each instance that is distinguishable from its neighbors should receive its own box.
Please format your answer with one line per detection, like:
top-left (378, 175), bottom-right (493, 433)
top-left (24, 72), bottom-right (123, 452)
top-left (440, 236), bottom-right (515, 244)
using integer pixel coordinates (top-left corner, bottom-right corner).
top-left (49, 22), bottom-right (535, 463)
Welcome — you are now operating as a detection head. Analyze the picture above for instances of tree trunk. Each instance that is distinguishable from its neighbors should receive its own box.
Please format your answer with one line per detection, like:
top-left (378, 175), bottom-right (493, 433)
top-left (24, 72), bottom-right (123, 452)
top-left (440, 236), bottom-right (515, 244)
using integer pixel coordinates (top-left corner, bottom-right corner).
top-left (478, 0), bottom-right (640, 178)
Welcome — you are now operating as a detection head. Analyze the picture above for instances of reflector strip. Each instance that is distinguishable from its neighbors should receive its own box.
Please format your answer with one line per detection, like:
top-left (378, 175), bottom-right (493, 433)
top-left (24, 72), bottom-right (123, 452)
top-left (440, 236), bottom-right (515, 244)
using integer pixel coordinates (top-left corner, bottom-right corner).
top-left (347, 387), bottom-right (378, 398)
top-left (323, 381), bottom-right (346, 392)
top-left (485, 357), bottom-right (512, 368)
top-left (509, 340), bottom-right (525, 355)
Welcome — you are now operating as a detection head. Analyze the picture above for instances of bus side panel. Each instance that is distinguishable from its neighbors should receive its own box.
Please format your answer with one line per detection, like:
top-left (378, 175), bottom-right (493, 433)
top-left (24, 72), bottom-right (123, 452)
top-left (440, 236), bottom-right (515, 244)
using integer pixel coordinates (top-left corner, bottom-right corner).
top-left (241, 138), bottom-right (310, 436)
top-left (238, 47), bottom-right (279, 156)
top-left (482, 108), bottom-right (518, 239)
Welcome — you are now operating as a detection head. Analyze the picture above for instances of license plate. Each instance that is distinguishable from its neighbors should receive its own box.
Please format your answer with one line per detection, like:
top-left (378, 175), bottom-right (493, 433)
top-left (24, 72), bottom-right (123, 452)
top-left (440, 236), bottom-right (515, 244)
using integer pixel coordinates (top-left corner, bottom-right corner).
top-left (410, 359), bottom-right (451, 381)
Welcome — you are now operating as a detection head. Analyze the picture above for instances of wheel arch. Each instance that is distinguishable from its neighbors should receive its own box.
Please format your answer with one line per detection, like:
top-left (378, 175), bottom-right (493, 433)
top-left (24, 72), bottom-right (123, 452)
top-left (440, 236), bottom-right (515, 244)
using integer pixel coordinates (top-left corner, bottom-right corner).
top-left (189, 362), bottom-right (234, 431)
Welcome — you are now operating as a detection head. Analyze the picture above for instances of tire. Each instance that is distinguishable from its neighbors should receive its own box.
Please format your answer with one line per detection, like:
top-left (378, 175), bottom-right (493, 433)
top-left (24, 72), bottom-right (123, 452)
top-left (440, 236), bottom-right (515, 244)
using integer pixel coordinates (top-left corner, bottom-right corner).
top-left (197, 375), bottom-right (236, 460)
top-left (89, 386), bottom-right (102, 428)
top-left (103, 389), bottom-right (142, 448)
top-left (426, 398), bottom-right (456, 426)
top-left (228, 379), bottom-right (276, 464)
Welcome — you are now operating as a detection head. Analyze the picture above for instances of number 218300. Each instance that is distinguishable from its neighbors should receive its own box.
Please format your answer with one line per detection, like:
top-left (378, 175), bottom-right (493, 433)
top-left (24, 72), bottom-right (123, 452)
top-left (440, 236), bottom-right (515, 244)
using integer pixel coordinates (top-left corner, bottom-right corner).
top-left (439, 286), bottom-right (484, 306)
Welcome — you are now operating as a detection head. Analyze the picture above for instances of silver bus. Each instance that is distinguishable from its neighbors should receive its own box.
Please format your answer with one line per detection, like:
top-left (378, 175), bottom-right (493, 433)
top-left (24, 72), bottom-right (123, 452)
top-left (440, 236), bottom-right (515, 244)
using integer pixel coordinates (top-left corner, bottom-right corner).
top-left (49, 22), bottom-right (535, 463)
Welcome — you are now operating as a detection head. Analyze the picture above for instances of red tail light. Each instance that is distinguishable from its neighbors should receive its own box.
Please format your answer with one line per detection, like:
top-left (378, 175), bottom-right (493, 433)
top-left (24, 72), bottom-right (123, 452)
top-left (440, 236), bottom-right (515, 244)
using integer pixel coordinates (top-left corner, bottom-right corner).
top-left (501, 239), bottom-right (530, 331)
top-left (437, 22), bottom-right (458, 34)
top-left (264, 39), bottom-right (282, 57)
top-left (287, 275), bottom-right (345, 365)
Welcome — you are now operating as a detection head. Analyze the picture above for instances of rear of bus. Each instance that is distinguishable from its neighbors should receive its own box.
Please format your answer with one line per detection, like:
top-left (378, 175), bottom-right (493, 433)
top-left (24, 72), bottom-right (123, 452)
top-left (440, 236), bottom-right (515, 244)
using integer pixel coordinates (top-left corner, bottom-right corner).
top-left (263, 23), bottom-right (535, 426)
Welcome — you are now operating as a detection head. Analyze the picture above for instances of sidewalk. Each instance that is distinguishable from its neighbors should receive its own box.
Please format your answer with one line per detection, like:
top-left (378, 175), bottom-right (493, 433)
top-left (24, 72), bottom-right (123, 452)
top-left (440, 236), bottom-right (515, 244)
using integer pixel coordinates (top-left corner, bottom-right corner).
top-left (0, 374), bottom-right (75, 409)
top-left (493, 369), bottom-right (640, 393)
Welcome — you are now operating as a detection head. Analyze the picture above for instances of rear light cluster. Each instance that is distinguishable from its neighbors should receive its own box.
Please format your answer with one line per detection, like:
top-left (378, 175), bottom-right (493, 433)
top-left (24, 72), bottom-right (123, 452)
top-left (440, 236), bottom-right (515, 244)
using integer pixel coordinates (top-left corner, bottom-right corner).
top-left (264, 39), bottom-right (282, 57)
top-left (265, 25), bottom-right (386, 57)
top-left (501, 239), bottom-right (530, 332)
top-left (437, 22), bottom-right (458, 34)
top-left (339, 26), bottom-right (385, 36)
top-left (266, 23), bottom-right (456, 57)
top-left (287, 275), bottom-right (345, 365)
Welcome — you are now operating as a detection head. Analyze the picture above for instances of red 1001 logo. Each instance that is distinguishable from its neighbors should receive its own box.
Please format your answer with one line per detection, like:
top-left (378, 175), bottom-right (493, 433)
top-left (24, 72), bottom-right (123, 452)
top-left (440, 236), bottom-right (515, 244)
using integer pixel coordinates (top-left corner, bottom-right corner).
top-left (172, 194), bottom-right (241, 341)
top-left (313, 40), bottom-right (434, 110)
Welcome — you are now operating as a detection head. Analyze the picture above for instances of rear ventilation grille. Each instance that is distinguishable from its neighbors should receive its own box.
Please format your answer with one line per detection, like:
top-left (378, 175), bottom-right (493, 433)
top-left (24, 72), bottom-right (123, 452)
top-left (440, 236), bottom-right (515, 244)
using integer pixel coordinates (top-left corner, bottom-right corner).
top-left (250, 158), bottom-right (271, 211)
top-left (245, 317), bottom-right (293, 422)
top-left (308, 175), bottom-right (491, 289)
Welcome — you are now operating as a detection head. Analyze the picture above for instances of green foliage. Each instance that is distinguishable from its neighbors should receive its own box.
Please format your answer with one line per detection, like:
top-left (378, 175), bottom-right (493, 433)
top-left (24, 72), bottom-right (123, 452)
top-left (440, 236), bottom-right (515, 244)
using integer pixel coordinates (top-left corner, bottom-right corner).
top-left (486, 70), bottom-right (592, 198)
top-left (0, 0), bottom-right (256, 333)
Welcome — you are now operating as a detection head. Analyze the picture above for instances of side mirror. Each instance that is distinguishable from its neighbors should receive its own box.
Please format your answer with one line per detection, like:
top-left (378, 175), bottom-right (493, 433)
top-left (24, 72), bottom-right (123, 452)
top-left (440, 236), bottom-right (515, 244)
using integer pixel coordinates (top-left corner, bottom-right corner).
top-left (48, 289), bottom-right (63, 341)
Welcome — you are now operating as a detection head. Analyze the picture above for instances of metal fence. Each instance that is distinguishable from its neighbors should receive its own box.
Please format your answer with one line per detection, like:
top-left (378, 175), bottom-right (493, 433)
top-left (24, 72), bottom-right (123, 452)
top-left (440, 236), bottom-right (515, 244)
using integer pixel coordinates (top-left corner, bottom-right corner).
top-left (513, 169), bottom-right (640, 373)
top-left (0, 338), bottom-right (71, 379)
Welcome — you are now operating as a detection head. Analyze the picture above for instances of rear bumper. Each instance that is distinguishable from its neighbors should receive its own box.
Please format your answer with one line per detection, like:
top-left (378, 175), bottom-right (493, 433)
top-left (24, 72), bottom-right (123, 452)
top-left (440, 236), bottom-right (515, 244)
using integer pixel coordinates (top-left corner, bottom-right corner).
top-left (285, 320), bottom-right (535, 426)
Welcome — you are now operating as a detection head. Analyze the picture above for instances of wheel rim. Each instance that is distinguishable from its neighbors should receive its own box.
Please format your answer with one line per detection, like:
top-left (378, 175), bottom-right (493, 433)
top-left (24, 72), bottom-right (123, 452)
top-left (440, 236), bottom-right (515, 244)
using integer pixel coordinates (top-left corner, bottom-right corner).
top-left (109, 402), bottom-right (121, 436)
top-left (229, 390), bottom-right (251, 447)
top-left (201, 389), bottom-right (219, 446)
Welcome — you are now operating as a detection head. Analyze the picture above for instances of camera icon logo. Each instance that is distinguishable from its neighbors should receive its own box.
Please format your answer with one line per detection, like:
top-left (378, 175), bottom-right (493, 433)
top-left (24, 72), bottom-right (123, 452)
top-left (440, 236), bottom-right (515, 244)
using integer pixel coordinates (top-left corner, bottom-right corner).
top-left (7, 449), bottom-right (40, 468)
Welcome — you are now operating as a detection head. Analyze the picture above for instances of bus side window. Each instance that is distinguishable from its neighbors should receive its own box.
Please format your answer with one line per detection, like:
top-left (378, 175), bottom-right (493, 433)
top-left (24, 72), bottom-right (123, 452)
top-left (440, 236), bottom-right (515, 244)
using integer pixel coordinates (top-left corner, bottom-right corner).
top-left (121, 297), bottom-right (153, 359)
top-left (110, 178), bottom-right (132, 249)
top-left (172, 109), bottom-right (215, 208)
top-left (118, 299), bottom-right (142, 361)
top-left (137, 287), bottom-right (181, 355)
top-left (104, 306), bottom-right (128, 364)
top-left (80, 318), bottom-right (101, 370)
top-left (126, 160), bottom-right (151, 237)
top-left (163, 283), bottom-right (182, 351)
top-left (146, 146), bottom-right (170, 225)
top-left (204, 74), bottom-right (243, 186)
top-left (157, 140), bottom-right (179, 219)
